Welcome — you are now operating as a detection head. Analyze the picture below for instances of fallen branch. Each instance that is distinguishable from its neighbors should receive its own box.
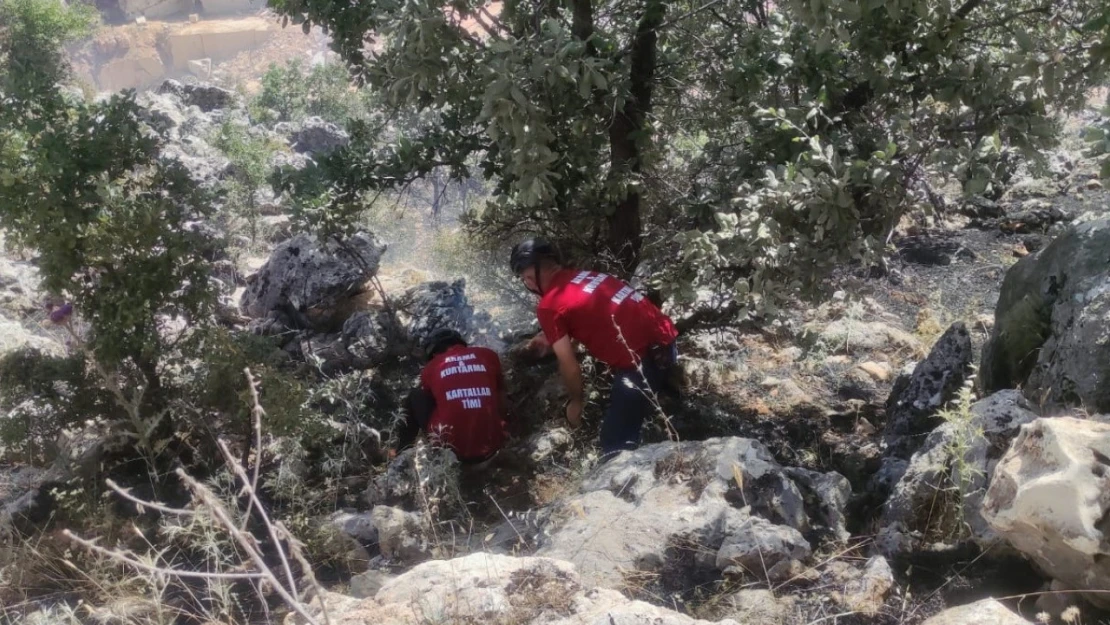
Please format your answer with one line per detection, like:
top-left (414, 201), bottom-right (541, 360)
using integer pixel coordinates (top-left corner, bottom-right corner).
top-left (63, 531), bottom-right (264, 581)
top-left (63, 368), bottom-right (331, 625)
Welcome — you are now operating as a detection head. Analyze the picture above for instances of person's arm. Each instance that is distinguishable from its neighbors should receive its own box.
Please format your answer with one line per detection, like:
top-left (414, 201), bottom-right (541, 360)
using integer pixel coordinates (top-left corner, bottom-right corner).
top-left (396, 386), bottom-right (435, 452)
top-left (550, 335), bottom-right (584, 428)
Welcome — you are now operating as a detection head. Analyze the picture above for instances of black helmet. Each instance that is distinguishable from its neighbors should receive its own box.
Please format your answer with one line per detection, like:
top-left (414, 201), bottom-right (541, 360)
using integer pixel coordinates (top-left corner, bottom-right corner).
top-left (423, 328), bottom-right (466, 360)
top-left (509, 238), bottom-right (558, 275)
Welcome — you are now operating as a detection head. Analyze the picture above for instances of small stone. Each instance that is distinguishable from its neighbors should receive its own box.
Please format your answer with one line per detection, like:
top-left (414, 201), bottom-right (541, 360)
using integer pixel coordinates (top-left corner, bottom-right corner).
top-left (854, 417), bottom-right (877, 436)
top-left (135, 16), bottom-right (147, 24)
top-left (975, 314), bottom-right (994, 333)
top-left (372, 505), bottom-right (432, 565)
top-left (328, 510), bottom-right (378, 545)
top-left (348, 569), bottom-right (395, 599)
top-left (716, 517), bottom-right (812, 582)
top-left (1087, 179), bottom-right (1103, 190)
top-left (188, 13), bottom-right (199, 22)
top-left (857, 361), bottom-right (892, 382)
top-left (720, 589), bottom-right (790, 625)
top-left (832, 556), bottom-right (895, 615)
top-left (1013, 244), bottom-right (1029, 258)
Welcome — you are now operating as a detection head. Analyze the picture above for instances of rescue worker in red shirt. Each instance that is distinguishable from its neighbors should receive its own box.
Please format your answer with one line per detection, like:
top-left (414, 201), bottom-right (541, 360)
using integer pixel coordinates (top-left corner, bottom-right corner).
top-left (510, 239), bottom-right (680, 457)
top-left (395, 328), bottom-right (509, 464)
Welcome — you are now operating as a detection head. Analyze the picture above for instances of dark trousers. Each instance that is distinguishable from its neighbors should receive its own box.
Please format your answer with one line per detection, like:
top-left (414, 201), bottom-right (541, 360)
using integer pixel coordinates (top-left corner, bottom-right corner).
top-left (599, 342), bottom-right (678, 457)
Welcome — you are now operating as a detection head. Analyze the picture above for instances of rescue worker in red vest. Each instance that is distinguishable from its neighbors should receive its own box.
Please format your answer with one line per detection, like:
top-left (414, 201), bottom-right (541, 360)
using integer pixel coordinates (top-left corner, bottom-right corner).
top-left (510, 239), bottom-right (680, 457)
top-left (395, 328), bottom-right (509, 464)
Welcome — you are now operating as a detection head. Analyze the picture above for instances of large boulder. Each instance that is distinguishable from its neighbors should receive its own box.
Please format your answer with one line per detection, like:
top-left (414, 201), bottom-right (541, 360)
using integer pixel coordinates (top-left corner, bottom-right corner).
top-left (981, 216), bottom-right (1110, 413)
top-left (365, 446), bottom-right (462, 516)
top-left (397, 279), bottom-right (477, 351)
top-left (285, 553), bottom-right (741, 625)
top-left (879, 390), bottom-right (1038, 551)
top-left (884, 322), bottom-right (974, 458)
top-left (921, 599), bottom-right (1031, 625)
top-left (135, 91), bottom-right (189, 137)
top-left (982, 416), bottom-right (1110, 608)
top-left (239, 232), bottom-right (386, 328)
top-left (534, 438), bottom-right (848, 590)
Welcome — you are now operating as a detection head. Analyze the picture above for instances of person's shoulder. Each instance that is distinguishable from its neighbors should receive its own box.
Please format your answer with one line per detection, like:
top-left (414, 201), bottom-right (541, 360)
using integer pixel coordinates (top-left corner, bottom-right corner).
top-left (539, 268), bottom-right (581, 305)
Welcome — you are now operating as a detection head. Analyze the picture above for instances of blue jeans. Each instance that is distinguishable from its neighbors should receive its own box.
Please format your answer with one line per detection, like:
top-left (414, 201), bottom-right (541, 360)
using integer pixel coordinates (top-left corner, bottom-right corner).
top-left (599, 342), bottom-right (678, 457)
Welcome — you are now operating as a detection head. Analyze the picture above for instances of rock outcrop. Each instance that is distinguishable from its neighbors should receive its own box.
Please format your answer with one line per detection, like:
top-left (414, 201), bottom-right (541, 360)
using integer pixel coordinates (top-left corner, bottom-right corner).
top-left (0, 258), bottom-right (43, 318)
top-left (157, 79), bottom-right (238, 112)
top-left (983, 416), bottom-right (1110, 608)
top-left (883, 322), bottom-right (974, 458)
top-left (878, 390), bottom-right (1039, 551)
top-left (277, 117), bottom-right (350, 156)
top-left (981, 216), bottom-right (1110, 413)
top-left (534, 437), bottom-right (850, 590)
top-left (285, 553), bottom-right (742, 625)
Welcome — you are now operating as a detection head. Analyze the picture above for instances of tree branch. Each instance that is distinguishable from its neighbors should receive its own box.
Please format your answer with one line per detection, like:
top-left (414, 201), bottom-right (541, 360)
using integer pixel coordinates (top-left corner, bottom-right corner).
top-left (953, 0), bottom-right (986, 21)
top-left (64, 531), bottom-right (265, 580)
top-left (963, 5), bottom-right (1052, 33)
top-left (652, 0), bottom-right (727, 34)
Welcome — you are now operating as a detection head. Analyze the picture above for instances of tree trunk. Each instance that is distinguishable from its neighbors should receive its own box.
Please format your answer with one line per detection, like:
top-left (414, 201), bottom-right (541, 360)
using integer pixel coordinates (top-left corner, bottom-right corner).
top-left (570, 0), bottom-right (664, 276)
top-left (606, 0), bottom-right (665, 276)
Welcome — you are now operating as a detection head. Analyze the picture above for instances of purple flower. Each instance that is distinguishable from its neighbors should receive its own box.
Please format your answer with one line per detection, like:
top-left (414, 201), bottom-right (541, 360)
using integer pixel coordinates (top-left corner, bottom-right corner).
top-left (49, 303), bottom-right (73, 324)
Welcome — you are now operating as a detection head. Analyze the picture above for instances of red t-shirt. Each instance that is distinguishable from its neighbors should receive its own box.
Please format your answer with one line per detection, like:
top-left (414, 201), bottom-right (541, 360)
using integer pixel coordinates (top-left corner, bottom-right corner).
top-left (537, 269), bottom-right (679, 369)
top-left (420, 345), bottom-right (507, 460)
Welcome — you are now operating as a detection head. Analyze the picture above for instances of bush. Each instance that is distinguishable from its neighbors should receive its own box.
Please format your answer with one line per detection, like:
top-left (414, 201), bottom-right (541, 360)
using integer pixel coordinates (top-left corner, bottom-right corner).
top-left (211, 121), bottom-right (283, 245)
top-left (1, 0), bottom-right (216, 449)
top-left (267, 0), bottom-right (1110, 324)
top-left (1083, 104), bottom-right (1110, 179)
top-left (251, 59), bottom-right (367, 124)
top-left (185, 328), bottom-right (320, 441)
top-left (0, 348), bottom-right (117, 464)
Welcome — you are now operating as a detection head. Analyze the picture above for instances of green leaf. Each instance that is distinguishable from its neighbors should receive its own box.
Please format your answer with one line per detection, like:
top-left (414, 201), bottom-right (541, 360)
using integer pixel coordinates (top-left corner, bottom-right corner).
top-left (816, 31), bottom-right (833, 55)
top-left (966, 177), bottom-right (988, 195)
top-left (1043, 63), bottom-right (1057, 98)
top-left (510, 85), bottom-right (529, 109)
top-left (1015, 29), bottom-right (1034, 52)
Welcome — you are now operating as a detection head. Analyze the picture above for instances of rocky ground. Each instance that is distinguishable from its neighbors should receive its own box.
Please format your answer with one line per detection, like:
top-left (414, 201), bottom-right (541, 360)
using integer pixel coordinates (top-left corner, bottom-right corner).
top-left (1, 82), bottom-right (1110, 625)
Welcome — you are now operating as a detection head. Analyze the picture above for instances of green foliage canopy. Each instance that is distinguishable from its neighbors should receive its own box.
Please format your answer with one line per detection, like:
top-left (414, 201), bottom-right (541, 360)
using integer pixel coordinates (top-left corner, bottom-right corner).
top-left (268, 0), bottom-right (1110, 323)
